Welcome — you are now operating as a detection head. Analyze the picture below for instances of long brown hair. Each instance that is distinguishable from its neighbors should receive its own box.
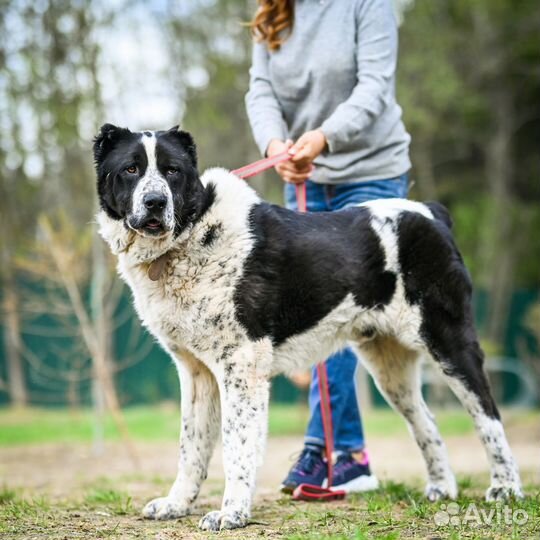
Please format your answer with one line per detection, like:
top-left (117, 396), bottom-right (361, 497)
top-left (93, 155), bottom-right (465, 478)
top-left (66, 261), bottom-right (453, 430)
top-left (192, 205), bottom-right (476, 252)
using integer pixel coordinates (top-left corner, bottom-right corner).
top-left (249, 0), bottom-right (294, 51)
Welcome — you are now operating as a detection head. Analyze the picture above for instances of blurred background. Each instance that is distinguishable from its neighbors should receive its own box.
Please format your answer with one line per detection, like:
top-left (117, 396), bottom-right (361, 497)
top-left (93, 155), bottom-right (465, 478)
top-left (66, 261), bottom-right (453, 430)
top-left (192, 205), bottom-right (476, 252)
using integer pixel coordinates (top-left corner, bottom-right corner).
top-left (0, 0), bottom-right (539, 449)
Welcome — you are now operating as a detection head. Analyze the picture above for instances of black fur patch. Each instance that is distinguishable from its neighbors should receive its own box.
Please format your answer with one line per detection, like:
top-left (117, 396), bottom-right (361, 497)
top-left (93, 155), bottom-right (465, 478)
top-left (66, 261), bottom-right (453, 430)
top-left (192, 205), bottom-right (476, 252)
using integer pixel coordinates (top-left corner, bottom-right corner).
top-left (93, 124), bottom-right (148, 219)
top-left (202, 223), bottom-right (223, 247)
top-left (397, 211), bottom-right (499, 419)
top-left (425, 201), bottom-right (453, 229)
top-left (360, 326), bottom-right (376, 339)
top-left (233, 203), bottom-right (395, 346)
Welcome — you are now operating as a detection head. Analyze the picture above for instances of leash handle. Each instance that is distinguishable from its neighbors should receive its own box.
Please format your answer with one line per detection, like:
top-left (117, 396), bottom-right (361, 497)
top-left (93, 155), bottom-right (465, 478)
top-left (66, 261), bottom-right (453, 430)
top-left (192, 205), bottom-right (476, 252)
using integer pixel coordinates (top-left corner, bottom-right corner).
top-left (232, 151), bottom-right (292, 179)
top-left (292, 483), bottom-right (346, 502)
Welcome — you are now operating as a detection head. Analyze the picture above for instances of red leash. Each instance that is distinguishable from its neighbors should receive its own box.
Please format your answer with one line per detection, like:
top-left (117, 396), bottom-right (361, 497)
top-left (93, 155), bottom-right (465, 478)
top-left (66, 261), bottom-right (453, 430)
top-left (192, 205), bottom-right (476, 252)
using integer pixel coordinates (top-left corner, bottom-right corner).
top-left (233, 154), bottom-right (345, 502)
top-left (231, 151), bottom-right (292, 178)
top-left (291, 183), bottom-right (346, 503)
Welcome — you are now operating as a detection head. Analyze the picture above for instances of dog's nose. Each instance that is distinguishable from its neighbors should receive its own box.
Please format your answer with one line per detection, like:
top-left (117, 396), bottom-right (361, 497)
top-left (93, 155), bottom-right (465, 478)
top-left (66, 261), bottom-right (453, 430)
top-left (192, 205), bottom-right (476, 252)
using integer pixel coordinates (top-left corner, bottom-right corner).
top-left (143, 192), bottom-right (167, 211)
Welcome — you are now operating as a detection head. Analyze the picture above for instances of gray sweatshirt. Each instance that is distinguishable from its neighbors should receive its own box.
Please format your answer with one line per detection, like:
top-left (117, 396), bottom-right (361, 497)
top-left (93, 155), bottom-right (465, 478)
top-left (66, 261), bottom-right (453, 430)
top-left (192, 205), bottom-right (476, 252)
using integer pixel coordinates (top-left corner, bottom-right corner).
top-left (245, 0), bottom-right (411, 184)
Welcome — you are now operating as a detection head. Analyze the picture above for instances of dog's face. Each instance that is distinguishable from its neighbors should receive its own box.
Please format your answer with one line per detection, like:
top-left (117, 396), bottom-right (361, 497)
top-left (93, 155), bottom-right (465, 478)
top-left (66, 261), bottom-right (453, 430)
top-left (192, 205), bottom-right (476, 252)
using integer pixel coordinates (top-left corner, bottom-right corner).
top-left (93, 124), bottom-right (199, 237)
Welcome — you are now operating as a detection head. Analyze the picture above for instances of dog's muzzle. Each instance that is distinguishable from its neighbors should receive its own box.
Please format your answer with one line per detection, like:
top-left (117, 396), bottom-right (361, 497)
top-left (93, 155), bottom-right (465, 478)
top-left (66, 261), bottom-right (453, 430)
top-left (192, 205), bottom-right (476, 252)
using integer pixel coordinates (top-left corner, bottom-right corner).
top-left (129, 191), bottom-right (173, 236)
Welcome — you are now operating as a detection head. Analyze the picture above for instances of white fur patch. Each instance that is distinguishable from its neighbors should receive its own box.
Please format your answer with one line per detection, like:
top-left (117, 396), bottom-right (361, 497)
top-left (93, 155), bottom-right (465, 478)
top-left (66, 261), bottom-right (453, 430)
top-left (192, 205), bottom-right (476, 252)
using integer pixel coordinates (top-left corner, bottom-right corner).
top-left (361, 198), bottom-right (434, 220)
top-left (370, 213), bottom-right (400, 272)
top-left (96, 211), bottom-right (133, 254)
top-left (273, 293), bottom-right (361, 375)
top-left (441, 373), bottom-right (522, 496)
top-left (200, 167), bottom-right (261, 232)
top-left (130, 131), bottom-right (175, 232)
top-left (141, 131), bottom-right (157, 169)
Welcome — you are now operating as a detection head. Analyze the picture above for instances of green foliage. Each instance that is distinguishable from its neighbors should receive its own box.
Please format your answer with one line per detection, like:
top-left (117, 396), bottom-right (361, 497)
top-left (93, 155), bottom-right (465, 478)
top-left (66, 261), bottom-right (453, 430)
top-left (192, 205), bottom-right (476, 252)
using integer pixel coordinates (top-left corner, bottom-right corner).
top-left (399, 0), bottom-right (540, 203)
top-left (397, 0), bottom-right (540, 348)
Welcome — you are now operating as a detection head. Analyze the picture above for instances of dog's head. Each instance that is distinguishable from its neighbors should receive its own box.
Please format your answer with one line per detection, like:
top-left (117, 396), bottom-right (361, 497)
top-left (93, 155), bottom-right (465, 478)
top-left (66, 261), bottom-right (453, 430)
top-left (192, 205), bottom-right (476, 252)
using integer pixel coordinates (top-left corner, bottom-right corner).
top-left (93, 124), bottom-right (210, 238)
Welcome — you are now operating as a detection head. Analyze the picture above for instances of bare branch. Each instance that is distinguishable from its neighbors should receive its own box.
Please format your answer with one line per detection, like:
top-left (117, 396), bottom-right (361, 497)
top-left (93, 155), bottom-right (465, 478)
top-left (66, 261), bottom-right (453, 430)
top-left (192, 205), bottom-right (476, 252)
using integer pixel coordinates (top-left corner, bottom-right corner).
top-left (38, 216), bottom-right (139, 466)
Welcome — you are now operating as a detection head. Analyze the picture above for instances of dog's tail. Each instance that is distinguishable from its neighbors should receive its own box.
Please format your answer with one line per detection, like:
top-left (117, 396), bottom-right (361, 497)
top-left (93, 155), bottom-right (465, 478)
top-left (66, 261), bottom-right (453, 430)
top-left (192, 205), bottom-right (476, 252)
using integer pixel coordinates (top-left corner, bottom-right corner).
top-left (425, 201), bottom-right (453, 229)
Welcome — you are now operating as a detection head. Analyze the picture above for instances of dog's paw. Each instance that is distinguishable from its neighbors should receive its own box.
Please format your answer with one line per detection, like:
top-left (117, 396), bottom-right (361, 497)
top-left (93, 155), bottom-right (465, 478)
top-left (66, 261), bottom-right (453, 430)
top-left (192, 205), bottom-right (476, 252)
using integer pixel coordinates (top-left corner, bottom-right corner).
top-left (142, 497), bottom-right (189, 520)
top-left (199, 509), bottom-right (248, 531)
top-left (425, 483), bottom-right (457, 502)
top-left (486, 484), bottom-right (524, 502)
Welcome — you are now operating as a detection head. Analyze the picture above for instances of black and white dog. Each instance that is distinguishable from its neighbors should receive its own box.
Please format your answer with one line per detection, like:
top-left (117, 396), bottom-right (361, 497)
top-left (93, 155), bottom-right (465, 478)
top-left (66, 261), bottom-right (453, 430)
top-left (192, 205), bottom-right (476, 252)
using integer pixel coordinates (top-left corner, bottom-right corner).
top-left (93, 124), bottom-right (522, 531)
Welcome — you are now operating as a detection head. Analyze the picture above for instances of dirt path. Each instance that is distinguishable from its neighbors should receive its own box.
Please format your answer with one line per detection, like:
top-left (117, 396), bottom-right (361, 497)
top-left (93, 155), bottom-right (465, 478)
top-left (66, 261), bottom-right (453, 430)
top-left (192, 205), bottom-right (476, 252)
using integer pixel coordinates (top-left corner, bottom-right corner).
top-left (1, 419), bottom-right (538, 540)
top-left (2, 420), bottom-right (538, 500)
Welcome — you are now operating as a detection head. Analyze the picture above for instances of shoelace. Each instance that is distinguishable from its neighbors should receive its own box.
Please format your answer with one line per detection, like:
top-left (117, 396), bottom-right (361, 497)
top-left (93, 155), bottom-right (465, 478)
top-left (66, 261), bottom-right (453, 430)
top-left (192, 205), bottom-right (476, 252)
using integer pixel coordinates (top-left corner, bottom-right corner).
top-left (334, 456), bottom-right (355, 472)
top-left (294, 449), bottom-right (324, 474)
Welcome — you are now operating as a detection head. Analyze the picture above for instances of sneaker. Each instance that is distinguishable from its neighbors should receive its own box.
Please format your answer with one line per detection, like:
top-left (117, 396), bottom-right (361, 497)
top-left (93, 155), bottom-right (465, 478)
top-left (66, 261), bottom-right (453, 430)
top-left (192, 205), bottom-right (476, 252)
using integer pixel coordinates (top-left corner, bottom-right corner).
top-left (326, 452), bottom-right (379, 493)
top-left (280, 446), bottom-right (327, 494)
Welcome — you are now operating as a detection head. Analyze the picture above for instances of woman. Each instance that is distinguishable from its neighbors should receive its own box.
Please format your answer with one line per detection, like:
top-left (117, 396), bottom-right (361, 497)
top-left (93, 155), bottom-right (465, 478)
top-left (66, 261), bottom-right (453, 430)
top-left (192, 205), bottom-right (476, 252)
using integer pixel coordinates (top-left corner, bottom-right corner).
top-left (245, 0), bottom-right (411, 493)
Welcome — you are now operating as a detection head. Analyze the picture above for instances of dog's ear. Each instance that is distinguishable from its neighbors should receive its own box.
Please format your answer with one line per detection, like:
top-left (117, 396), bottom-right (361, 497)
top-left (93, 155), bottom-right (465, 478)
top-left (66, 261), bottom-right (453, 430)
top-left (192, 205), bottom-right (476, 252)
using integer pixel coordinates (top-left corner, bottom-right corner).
top-left (167, 125), bottom-right (197, 168)
top-left (93, 123), bottom-right (131, 165)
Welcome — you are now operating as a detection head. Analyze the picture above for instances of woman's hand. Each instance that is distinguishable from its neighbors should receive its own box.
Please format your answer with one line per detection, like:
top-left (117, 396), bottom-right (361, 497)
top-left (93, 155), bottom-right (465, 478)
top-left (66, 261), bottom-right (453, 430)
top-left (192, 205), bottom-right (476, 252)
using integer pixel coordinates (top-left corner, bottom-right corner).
top-left (290, 129), bottom-right (327, 168)
top-left (266, 138), bottom-right (313, 184)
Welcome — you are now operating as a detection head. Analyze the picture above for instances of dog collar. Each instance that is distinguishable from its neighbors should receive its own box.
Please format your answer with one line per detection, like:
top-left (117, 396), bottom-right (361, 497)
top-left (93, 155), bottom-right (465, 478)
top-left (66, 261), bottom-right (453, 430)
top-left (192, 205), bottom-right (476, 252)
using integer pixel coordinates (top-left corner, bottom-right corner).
top-left (148, 251), bottom-right (171, 281)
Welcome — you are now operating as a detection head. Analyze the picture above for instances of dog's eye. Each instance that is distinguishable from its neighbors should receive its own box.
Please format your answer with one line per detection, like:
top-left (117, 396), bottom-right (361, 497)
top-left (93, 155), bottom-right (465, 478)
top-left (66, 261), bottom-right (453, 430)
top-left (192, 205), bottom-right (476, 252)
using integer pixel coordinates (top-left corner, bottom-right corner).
top-left (125, 165), bottom-right (137, 174)
top-left (166, 168), bottom-right (179, 176)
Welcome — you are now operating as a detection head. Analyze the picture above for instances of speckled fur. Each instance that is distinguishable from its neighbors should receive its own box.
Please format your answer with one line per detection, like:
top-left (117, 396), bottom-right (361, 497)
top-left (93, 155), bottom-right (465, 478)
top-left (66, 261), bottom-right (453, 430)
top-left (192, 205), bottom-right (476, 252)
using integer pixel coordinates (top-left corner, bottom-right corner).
top-left (96, 138), bottom-right (522, 530)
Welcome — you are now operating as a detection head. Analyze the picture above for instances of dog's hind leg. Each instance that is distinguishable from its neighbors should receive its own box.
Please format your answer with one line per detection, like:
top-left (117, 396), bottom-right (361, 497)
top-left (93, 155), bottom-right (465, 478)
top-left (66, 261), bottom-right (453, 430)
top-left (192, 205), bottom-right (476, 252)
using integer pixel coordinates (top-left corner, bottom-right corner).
top-left (143, 349), bottom-right (221, 520)
top-left (429, 337), bottom-right (522, 501)
top-left (199, 338), bottom-right (272, 532)
top-left (356, 337), bottom-right (457, 501)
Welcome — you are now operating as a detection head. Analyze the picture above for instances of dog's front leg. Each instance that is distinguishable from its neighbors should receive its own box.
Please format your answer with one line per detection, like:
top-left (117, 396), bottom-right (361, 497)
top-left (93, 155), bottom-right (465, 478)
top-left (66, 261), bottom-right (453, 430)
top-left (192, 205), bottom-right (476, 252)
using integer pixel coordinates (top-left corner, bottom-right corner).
top-left (199, 340), bottom-right (271, 532)
top-left (143, 350), bottom-right (220, 520)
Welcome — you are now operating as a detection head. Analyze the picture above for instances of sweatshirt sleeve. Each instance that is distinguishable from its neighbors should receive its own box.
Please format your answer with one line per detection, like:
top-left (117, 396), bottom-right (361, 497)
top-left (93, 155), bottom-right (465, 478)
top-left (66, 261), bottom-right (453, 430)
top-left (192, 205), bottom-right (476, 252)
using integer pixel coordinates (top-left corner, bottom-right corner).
top-left (320, 0), bottom-right (398, 153)
top-left (245, 42), bottom-right (288, 156)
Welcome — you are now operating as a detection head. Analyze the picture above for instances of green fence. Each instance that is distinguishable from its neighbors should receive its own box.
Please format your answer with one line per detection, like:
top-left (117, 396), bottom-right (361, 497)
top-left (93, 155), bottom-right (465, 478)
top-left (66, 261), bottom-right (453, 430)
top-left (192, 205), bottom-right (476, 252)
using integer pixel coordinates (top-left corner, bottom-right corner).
top-left (0, 283), bottom-right (538, 407)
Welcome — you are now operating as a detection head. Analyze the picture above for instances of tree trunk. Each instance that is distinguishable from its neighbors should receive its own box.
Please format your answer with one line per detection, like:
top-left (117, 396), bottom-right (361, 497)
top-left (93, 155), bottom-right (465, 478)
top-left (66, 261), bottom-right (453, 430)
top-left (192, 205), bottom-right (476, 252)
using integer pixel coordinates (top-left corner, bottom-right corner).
top-left (2, 281), bottom-right (27, 407)
top-left (413, 137), bottom-right (438, 200)
top-left (470, 7), bottom-right (517, 350)
top-left (90, 228), bottom-right (124, 458)
top-left (483, 88), bottom-right (515, 346)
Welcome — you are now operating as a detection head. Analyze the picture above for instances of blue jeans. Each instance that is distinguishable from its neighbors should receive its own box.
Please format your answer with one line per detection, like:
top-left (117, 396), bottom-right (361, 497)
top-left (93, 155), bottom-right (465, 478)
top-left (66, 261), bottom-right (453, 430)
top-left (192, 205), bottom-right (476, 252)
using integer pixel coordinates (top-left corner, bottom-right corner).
top-left (284, 174), bottom-right (409, 452)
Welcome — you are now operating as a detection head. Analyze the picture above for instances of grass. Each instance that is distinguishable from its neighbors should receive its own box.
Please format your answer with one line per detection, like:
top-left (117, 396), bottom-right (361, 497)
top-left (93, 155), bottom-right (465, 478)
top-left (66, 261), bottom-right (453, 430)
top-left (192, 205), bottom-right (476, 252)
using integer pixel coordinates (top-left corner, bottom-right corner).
top-left (1, 479), bottom-right (538, 539)
top-left (0, 405), bottom-right (538, 538)
top-left (2, 402), bottom-right (538, 446)
top-left (0, 486), bottom-right (17, 504)
top-left (0, 403), bottom-right (498, 446)
top-left (84, 486), bottom-right (133, 516)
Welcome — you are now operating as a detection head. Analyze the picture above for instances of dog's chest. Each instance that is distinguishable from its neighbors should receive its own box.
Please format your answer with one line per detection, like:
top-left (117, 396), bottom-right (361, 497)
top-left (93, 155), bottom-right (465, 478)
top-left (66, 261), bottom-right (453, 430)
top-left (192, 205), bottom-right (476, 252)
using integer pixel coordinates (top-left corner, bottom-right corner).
top-left (120, 251), bottom-right (247, 361)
